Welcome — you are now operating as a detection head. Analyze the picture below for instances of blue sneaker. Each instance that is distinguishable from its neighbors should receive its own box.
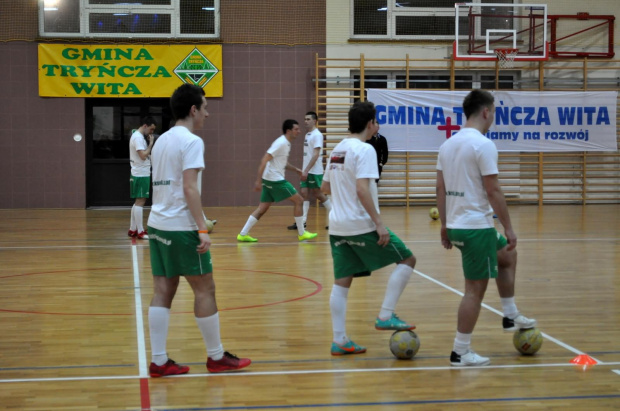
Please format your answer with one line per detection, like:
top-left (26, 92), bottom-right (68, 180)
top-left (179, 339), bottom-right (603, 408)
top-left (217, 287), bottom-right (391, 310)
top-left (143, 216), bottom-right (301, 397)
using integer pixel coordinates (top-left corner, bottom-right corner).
top-left (375, 313), bottom-right (416, 331)
top-left (330, 340), bottom-right (367, 356)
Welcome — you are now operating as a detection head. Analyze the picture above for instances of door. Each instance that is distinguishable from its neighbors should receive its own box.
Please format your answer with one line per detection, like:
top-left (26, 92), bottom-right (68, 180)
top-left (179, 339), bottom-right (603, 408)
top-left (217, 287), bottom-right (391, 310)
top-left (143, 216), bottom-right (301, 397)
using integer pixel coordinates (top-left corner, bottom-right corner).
top-left (86, 98), bottom-right (173, 207)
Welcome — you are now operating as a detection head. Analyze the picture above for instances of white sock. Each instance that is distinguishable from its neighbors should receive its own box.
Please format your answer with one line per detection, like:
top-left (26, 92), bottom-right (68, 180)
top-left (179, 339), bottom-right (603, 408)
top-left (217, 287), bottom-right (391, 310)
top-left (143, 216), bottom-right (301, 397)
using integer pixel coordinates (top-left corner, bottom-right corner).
top-left (130, 205), bottom-right (136, 231)
top-left (453, 331), bottom-right (471, 355)
top-left (330, 284), bottom-right (350, 344)
top-left (134, 205), bottom-right (144, 233)
top-left (302, 201), bottom-right (310, 223)
top-left (195, 313), bottom-right (224, 361)
top-left (149, 306), bottom-right (170, 366)
top-left (378, 264), bottom-right (413, 319)
top-left (240, 215), bottom-right (258, 236)
top-left (295, 216), bottom-right (305, 236)
top-left (500, 297), bottom-right (519, 319)
top-left (322, 199), bottom-right (332, 213)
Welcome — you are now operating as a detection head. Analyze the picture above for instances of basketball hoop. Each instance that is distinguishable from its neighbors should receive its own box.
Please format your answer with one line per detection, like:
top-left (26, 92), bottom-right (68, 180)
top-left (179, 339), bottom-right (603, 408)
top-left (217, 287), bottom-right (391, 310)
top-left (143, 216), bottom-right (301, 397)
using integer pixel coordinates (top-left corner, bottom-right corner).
top-left (494, 48), bottom-right (519, 68)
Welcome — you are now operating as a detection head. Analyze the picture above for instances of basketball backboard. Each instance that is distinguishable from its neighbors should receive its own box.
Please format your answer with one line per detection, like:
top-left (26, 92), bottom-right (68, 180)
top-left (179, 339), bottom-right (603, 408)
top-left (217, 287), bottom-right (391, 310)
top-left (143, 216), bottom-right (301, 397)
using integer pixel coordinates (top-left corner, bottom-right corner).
top-left (453, 2), bottom-right (549, 62)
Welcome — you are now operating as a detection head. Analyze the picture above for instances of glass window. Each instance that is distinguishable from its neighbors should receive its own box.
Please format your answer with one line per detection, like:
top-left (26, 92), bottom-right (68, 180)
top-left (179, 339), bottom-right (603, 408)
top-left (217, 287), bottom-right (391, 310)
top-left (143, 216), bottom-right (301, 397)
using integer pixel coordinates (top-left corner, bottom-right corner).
top-left (89, 0), bottom-right (170, 4)
top-left (180, 0), bottom-right (216, 35)
top-left (89, 13), bottom-right (171, 34)
top-left (39, 0), bottom-right (219, 38)
top-left (481, 75), bottom-right (515, 90)
top-left (43, 0), bottom-right (80, 33)
top-left (351, 0), bottom-right (515, 40)
top-left (353, 0), bottom-right (387, 36)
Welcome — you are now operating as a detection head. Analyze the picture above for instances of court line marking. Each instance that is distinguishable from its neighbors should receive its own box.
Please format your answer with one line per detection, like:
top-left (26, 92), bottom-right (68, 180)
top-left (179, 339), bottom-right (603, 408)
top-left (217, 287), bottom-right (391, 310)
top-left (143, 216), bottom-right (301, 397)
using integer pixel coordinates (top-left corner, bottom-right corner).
top-left (131, 243), bottom-right (148, 378)
top-left (613, 369), bottom-right (620, 376)
top-left (2, 361), bottom-right (620, 383)
top-left (413, 269), bottom-right (603, 364)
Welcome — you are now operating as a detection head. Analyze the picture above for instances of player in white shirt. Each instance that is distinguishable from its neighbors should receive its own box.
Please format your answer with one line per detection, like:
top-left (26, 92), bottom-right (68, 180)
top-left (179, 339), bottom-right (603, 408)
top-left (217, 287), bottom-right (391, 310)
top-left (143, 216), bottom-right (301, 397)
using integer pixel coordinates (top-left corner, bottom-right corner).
top-left (146, 84), bottom-right (251, 377)
top-left (322, 101), bottom-right (417, 356)
top-left (237, 120), bottom-right (318, 242)
top-left (287, 111), bottom-right (332, 230)
top-left (128, 116), bottom-right (156, 239)
top-left (436, 89), bottom-right (536, 367)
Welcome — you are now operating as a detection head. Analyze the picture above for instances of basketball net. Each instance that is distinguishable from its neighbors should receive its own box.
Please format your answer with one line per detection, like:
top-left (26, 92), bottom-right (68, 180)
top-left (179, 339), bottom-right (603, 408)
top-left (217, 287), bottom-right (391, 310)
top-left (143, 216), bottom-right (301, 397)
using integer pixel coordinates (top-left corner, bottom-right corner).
top-left (494, 48), bottom-right (519, 69)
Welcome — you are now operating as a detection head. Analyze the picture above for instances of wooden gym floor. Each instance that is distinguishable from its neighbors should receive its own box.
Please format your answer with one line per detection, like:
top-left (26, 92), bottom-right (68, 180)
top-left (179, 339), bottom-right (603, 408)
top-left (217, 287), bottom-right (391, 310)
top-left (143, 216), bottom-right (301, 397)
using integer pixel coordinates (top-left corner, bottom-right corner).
top-left (0, 204), bottom-right (619, 410)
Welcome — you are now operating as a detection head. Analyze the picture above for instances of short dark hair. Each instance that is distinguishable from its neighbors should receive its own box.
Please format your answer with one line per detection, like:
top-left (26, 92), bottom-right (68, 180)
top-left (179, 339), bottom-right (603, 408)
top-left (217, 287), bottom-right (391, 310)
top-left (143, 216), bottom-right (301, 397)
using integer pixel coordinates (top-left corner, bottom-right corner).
top-left (463, 89), bottom-right (494, 119)
top-left (282, 119), bottom-right (298, 134)
top-left (305, 111), bottom-right (318, 121)
top-left (348, 101), bottom-right (376, 134)
top-left (140, 116), bottom-right (156, 127)
top-left (170, 84), bottom-right (206, 121)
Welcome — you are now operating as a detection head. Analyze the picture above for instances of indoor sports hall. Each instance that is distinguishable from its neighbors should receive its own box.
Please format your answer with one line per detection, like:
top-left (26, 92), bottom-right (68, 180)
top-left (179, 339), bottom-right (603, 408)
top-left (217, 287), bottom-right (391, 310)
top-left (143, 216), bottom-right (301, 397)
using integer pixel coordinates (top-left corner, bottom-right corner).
top-left (0, 1), bottom-right (619, 410)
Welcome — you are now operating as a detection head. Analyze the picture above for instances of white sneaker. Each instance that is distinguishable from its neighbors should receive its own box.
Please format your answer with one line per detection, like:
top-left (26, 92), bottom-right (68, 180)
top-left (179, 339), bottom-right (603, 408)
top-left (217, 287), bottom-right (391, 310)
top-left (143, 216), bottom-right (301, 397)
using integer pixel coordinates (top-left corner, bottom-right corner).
top-left (503, 314), bottom-right (537, 331)
top-left (450, 350), bottom-right (491, 367)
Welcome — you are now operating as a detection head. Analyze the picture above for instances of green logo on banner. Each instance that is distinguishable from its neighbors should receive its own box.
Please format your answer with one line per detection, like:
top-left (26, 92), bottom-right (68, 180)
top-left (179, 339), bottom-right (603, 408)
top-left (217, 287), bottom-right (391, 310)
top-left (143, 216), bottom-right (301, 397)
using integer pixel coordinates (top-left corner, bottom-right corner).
top-left (174, 48), bottom-right (219, 88)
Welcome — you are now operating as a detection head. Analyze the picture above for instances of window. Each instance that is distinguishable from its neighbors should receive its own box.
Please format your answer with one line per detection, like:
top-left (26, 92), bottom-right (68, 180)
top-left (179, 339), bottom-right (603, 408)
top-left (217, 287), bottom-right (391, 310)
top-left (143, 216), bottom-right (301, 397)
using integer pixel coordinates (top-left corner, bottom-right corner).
top-left (39, 0), bottom-right (219, 39)
top-left (351, 0), bottom-right (514, 40)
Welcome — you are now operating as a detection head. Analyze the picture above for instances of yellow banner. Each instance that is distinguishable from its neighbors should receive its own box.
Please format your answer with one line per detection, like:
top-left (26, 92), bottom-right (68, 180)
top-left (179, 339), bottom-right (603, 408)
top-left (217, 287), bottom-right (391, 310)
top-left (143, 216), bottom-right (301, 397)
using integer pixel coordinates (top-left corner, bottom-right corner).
top-left (38, 44), bottom-right (223, 98)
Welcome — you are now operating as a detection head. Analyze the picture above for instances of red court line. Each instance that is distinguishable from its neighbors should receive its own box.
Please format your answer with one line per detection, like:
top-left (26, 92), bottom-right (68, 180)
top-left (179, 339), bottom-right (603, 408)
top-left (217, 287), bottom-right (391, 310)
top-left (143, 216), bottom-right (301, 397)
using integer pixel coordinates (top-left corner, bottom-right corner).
top-left (140, 378), bottom-right (151, 411)
top-left (0, 268), bottom-right (323, 316)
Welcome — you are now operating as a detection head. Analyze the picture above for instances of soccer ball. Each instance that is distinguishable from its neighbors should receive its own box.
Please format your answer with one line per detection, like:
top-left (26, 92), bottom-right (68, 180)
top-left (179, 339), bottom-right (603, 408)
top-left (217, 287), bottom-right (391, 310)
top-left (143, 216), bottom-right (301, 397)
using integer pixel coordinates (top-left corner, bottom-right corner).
top-left (204, 219), bottom-right (214, 233)
top-left (429, 207), bottom-right (439, 220)
top-left (389, 330), bottom-right (420, 360)
top-left (513, 327), bottom-right (543, 355)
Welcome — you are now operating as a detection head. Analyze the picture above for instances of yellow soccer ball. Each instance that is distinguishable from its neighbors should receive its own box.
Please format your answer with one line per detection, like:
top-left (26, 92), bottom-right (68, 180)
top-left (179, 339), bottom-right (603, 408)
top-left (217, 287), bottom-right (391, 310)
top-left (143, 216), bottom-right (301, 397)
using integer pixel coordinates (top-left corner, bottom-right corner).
top-left (429, 207), bottom-right (440, 220)
top-left (389, 330), bottom-right (420, 360)
top-left (513, 328), bottom-right (543, 355)
top-left (204, 219), bottom-right (214, 233)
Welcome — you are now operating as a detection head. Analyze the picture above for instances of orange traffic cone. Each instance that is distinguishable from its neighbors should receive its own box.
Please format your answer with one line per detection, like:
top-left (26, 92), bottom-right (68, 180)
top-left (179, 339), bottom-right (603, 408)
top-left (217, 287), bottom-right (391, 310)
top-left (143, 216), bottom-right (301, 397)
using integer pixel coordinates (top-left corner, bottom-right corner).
top-left (570, 354), bottom-right (598, 370)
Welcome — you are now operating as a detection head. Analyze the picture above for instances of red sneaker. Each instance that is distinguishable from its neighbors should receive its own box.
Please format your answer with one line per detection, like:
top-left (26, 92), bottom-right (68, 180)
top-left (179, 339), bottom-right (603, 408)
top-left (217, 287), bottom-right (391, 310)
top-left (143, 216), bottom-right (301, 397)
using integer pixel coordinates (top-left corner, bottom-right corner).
top-left (137, 231), bottom-right (149, 240)
top-left (206, 351), bottom-right (251, 373)
top-left (149, 359), bottom-right (189, 378)
top-left (128, 230), bottom-right (137, 237)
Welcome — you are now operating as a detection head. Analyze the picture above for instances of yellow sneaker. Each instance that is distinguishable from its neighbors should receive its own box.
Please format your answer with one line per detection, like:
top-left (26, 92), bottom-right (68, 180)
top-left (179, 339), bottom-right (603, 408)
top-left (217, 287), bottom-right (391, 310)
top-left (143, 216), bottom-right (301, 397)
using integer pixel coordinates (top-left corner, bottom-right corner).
top-left (237, 234), bottom-right (258, 242)
top-left (298, 231), bottom-right (318, 241)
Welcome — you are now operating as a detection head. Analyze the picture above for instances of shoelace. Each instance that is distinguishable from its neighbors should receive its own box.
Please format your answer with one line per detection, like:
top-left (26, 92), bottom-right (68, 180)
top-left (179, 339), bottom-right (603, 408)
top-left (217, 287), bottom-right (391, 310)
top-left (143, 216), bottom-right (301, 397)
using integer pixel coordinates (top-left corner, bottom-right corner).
top-left (224, 351), bottom-right (240, 360)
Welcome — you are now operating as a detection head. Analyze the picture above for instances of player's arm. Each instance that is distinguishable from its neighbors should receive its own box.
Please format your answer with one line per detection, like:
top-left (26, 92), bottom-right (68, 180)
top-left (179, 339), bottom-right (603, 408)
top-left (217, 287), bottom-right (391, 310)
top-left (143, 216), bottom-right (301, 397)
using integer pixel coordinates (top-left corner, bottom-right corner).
top-left (483, 174), bottom-right (517, 250)
top-left (254, 152), bottom-right (273, 191)
top-left (137, 135), bottom-right (155, 161)
top-left (302, 147), bottom-right (321, 180)
top-left (356, 178), bottom-right (389, 246)
top-left (183, 168), bottom-right (211, 253)
top-left (435, 170), bottom-right (451, 250)
top-left (285, 162), bottom-right (302, 176)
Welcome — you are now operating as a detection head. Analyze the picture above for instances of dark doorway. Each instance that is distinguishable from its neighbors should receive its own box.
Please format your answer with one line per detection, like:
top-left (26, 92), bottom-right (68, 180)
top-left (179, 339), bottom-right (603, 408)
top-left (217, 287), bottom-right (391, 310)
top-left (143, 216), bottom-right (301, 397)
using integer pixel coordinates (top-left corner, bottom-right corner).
top-left (86, 98), bottom-right (173, 207)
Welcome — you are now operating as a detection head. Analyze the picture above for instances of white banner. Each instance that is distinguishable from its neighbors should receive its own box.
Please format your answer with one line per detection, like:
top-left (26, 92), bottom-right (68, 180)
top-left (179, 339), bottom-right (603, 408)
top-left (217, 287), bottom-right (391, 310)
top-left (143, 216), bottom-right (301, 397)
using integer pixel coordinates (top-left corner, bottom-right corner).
top-left (367, 90), bottom-right (618, 152)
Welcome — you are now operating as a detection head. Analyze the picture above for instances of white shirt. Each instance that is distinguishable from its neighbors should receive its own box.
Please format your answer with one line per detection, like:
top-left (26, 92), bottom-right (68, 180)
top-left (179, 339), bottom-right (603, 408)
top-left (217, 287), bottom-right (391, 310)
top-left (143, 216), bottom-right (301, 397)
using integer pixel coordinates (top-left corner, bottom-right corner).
top-left (129, 131), bottom-right (151, 177)
top-left (324, 137), bottom-right (380, 236)
top-left (262, 135), bottom-right (290, 182)
top-left (147, 126), bottom-right (205, 231)
top-left (436, 128), bottom-right (499, 229)
top-left (303, 128), bottom-right (324, 175)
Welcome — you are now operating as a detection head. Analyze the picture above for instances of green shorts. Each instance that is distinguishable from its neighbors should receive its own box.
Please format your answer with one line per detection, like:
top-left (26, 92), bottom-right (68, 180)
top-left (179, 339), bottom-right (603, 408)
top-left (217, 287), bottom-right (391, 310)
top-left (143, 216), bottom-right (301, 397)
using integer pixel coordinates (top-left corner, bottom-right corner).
top-left (130, 175), bottom-right (150, 199)
top-left (260, 179), bottom-right (298, 203)
top-left (300, 173), bottom-right (323, 189)
top-left (147, 226), bottom-right (213, 278)
top-left (329, 228), bottom-right (413, 279)
top-left (447, 227), bottom-right (508, 280)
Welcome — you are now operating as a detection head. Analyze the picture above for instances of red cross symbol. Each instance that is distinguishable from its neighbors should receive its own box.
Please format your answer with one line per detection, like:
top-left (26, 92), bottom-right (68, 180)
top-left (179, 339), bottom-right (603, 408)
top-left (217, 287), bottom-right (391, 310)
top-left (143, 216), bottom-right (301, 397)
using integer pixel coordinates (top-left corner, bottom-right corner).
top-left (437, 117), bottom-right (460, 139)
